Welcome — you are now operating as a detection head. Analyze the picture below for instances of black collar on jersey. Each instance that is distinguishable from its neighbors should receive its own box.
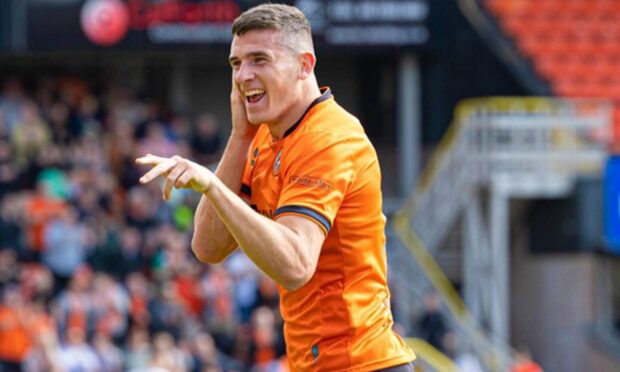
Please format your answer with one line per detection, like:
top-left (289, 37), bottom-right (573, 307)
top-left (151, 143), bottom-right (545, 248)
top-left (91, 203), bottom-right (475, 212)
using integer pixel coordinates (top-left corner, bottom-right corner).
top-left (282, 87), bottom-right (332, 139)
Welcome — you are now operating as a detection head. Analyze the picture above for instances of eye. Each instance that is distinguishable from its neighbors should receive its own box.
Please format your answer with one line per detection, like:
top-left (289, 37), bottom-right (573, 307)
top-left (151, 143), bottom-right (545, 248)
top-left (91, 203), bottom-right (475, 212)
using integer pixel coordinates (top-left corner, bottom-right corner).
top-left (252, 56), bottom-right (267, 65)
top-left (230, 60), bottom-right (241, 69)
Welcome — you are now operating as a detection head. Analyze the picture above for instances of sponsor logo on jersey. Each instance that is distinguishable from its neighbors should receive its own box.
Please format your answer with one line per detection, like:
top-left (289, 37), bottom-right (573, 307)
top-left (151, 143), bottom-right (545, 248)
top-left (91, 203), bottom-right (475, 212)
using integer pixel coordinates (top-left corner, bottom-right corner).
top-left (273, 149), bottom-right (282, 176)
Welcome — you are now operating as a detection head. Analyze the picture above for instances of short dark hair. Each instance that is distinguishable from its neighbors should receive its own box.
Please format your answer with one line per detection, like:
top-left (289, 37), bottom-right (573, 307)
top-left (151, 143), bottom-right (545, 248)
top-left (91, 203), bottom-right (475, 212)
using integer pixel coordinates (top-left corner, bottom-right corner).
top-left (232, 4), bottom-right (313, 51)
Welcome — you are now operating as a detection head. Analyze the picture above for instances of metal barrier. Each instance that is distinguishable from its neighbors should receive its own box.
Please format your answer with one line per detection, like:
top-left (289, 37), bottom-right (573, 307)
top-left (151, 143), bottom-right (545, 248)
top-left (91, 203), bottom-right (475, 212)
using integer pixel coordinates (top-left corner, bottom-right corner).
top-left (390, 97), bottom-right (612, 371)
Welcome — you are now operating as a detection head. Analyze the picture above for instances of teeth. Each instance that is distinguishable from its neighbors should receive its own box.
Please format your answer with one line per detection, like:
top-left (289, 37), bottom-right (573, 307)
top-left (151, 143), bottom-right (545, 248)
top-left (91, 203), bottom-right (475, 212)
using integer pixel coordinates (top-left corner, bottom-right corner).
top-left (245, 89), bottom-right (265, 97)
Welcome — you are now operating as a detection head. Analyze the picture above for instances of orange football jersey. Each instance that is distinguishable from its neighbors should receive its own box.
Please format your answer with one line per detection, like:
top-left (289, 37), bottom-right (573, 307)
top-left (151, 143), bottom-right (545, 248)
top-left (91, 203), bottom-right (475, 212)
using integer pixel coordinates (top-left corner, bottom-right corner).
top-left (241, 88), bottom-right (415, 371)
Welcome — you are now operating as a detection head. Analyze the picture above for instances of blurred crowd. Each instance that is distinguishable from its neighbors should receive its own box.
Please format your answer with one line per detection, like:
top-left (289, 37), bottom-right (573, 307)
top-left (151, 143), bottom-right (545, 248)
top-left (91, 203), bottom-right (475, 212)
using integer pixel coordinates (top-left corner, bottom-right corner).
top-left (0, 76), bottom-right (287, 372)
top-left (0, 75), bottom-right (544, 372)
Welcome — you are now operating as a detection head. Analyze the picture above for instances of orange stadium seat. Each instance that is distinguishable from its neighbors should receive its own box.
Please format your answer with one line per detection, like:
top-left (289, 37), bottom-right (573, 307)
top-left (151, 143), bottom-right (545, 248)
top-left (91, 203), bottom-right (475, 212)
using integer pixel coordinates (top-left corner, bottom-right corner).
top-left (486, 0), bottom-right (620, 147)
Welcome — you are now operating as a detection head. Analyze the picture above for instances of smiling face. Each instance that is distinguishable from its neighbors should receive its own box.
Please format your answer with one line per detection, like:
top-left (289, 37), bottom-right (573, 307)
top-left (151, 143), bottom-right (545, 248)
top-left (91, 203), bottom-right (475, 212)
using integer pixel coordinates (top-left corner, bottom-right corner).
top-left (229, 28), bottom-right (302, 127)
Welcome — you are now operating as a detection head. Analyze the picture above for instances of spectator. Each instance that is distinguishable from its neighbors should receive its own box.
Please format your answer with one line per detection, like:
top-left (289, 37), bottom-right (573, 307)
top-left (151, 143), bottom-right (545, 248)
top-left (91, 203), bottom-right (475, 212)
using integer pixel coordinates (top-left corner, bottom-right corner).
top-left (93, 330), bottom-right (124, 372)
top-left (171, 261), bottom-right (205, 318)
top-left (137, 121), bottom-right (180, 159)
top-left (0, 286), bottom-right (55, 370)
top-left (255, 273), bottom-right (279, 311)
top-left (148, 282), bottom-right (186, 339)
top-left (191, 113), bottom-right (222, 168)
top-left (91, 272), bottom-right (130, 342)
top-left (24, 181), bottom-right (67, 259)
top-left (442, 331), bottom-right (483, 372)
top-left (0, 285), bottom-right (32, 370)
top-left (117, 226), bottom-right (146, 276)
top-left (125, 186), bottom-right (160, 231)
top-left (57, 326), bottom-right (102, 371)
top-left (0, 138), bottom-right (19, 197)
top-left (22, 325), bottom-right (62, 372)
top-left (75, 94), bottom-right (102, 137)
top-left (226, 251), bottom-right (259, 325)
top-left (126, 272), bottom-right (151, 327)
top-left (0, 250), bottom-right (19, 289)
top-left (169, 114), bottom-right (192, 144)
top-left (149, 331), bottom-right (189, 372)
top-left (201, 265), bottom-right (237, 356)
top-left (415, 292), bottom-right (448, 352)
top-left (19, 263), bottom-right (54, 304)
top-left (0, 195), bottom-right (25, 254)
top-left (52, 265), bottom-right (95, 336)
top-left (0, 78), bottom-right (27, 132)
top-left (201, 266), bottom-right (235, 326)
top-left (510, 347), bottom-right (543, 372)
top-left (107, 118), bottom-right (140, 189)
top-left (11, 101), bottom-right (50, 170)
top-left (42, 205), bottom-right (91, 292)
top-left (47, 101), bottom-right (73, 145)
top-left (249, 306), bottom-right (283, 371)
top-left (191, 331), bottom-right (243, 372)
top-left (125, 327), bottom-right (152, 371)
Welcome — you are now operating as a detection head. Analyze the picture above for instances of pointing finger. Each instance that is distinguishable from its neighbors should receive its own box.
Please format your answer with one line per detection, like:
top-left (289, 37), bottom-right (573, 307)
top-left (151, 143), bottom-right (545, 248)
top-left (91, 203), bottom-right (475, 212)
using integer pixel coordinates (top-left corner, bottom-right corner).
top-left (136, 154), bottom-right (169, 166)
top-left (139, 158), bottom-right (178, 184)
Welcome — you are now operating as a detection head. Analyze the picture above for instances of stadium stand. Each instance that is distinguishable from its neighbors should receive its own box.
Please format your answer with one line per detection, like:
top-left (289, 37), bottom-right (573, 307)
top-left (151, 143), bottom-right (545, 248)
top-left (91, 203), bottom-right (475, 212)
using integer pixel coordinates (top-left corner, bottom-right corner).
top-left (484, 0), bottom-right (620, 144)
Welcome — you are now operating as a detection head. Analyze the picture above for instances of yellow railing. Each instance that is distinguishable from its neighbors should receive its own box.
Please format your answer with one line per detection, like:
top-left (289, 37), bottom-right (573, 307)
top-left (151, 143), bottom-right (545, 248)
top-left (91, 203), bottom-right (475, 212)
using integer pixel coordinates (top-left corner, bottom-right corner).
top-left (406, 337), bottom-right (459, 372)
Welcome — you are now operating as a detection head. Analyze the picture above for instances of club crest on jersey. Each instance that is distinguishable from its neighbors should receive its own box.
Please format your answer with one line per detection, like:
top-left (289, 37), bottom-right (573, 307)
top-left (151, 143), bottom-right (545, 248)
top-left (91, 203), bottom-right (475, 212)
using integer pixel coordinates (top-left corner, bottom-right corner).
top-left (273, 149), bottom-right (282, 176)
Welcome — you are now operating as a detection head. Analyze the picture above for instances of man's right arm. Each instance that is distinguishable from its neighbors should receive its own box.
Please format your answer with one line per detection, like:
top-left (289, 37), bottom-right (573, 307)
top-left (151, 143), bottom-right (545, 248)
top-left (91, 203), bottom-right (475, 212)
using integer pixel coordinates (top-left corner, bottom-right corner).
top-left (191, 134), bottom-right (252, 263)
top-left (191, 85), bottom-right (256, 263)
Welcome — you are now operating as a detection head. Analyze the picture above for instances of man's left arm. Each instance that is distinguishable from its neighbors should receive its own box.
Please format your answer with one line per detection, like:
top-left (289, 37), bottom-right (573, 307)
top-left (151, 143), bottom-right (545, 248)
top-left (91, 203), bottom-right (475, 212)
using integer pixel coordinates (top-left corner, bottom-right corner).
top-left (205, 174), bottom-right (325, 291)
top-left (136, 154), bottom-right (324, 291)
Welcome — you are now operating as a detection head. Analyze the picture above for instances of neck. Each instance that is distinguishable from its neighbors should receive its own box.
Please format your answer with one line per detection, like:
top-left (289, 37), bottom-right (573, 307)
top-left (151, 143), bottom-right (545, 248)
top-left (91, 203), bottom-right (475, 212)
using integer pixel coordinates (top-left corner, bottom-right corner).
top-left (268, 80), bottom-right (322, 141)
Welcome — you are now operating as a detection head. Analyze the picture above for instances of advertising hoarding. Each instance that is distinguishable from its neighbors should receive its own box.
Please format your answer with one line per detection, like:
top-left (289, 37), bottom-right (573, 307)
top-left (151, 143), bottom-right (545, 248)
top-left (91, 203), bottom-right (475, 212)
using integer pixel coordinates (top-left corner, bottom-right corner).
top-left (24, 0), bottom-right (428, 51)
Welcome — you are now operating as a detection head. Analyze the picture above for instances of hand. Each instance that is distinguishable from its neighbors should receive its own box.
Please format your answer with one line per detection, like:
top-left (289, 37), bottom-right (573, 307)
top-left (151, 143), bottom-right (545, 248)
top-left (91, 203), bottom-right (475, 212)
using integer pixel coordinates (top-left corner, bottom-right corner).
top-left (136, 154), bottom-right (213, 201)
top-left (231, 78), bottom-right (258, 140)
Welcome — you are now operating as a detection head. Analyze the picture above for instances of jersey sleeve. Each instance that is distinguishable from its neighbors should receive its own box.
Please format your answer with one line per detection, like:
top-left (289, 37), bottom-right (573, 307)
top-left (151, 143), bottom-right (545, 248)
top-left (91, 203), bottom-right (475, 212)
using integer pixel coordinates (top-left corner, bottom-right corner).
top-left (275, 131), bottom-right (355, 234)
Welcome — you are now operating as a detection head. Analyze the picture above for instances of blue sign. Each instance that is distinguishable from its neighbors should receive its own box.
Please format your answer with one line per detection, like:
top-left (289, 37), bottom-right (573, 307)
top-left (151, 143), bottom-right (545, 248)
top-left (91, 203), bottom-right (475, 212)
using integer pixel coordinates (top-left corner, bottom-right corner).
top-left (604, 156), bottom-right (620, 252)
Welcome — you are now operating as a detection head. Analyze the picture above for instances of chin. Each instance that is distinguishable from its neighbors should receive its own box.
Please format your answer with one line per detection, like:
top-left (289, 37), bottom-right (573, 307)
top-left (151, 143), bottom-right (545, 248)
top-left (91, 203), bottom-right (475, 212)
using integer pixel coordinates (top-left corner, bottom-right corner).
top-left (247, 112), bottom-right (270, 126)
top-left (246, 115), bottom-right (262, 125)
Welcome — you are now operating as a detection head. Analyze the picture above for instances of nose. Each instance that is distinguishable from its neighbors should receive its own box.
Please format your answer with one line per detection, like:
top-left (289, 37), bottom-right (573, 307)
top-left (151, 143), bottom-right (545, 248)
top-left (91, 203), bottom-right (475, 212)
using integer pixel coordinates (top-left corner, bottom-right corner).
top-left (234, 61), bottom-right (255, 84)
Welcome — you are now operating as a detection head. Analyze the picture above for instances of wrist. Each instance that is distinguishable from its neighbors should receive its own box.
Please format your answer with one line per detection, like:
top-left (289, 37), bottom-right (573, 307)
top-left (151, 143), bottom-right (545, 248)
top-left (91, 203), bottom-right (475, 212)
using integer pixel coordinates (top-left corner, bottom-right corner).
top-left (201, 172), bottom-right (217, 196)
top-left (230, 131), bottom-right (256, 141)
top-left (200, 173), bottom-right (214, 195)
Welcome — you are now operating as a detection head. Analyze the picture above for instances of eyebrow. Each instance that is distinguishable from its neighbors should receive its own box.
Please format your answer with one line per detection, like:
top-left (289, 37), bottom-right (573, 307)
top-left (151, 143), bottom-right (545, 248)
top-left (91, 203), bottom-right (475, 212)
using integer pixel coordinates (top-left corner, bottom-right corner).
top-left (228, 51), bottom-right (272, 64)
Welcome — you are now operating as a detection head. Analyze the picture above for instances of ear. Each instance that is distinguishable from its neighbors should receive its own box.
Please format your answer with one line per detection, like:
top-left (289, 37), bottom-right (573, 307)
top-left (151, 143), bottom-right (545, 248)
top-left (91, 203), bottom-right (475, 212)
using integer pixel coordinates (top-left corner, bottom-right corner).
top-left (298, 52), bottom-right (316, 80)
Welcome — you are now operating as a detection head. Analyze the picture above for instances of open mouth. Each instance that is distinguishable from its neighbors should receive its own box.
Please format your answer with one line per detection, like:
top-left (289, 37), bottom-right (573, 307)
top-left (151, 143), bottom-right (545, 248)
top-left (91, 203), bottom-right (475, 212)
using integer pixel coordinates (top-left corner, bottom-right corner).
top-left (245, 89), bottom-right (266, 104)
